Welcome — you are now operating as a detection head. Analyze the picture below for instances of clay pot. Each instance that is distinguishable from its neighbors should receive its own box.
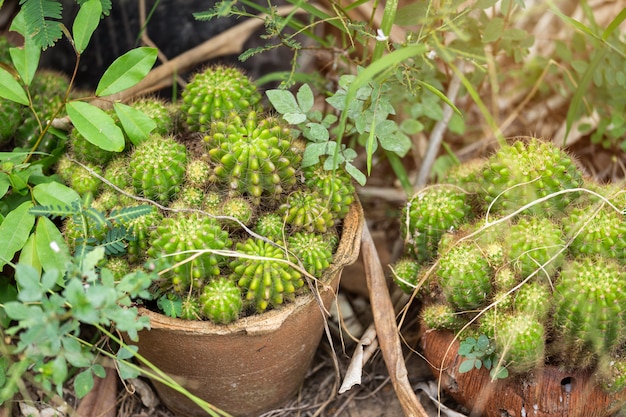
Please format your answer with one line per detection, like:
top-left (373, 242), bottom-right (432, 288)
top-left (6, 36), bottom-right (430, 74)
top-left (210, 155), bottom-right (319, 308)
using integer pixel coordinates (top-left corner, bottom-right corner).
top-left (421, 328), bottom-right (626, 417)
top-left (132, 201), bottom-right (363, 417)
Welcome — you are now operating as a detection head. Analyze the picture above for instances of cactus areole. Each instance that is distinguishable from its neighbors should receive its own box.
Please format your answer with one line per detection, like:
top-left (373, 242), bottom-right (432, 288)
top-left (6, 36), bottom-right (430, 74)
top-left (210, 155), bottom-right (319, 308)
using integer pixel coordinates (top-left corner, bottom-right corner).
top-left (394, 138), bottom-right (626, 417)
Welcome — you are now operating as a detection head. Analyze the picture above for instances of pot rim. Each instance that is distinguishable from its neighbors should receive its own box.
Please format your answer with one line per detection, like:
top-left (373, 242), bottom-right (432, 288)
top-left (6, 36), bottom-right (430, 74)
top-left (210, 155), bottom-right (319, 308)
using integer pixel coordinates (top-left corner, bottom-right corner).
top-left (138, 199), bottom-right (364, 336)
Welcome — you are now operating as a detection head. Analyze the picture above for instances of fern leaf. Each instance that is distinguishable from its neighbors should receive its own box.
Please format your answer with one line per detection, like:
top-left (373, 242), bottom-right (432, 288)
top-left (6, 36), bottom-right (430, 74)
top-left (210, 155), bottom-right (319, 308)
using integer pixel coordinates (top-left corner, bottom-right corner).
top-left (19, 0), bottom-right (63, 50)
top-left (100, 226), bottom-right (128, 256)
top-left (30, 203), bottom-right (78, 220)
top-left (108, 205), bottom-right (154, 224)
top-left (83, 207), bottom-right (110, 231)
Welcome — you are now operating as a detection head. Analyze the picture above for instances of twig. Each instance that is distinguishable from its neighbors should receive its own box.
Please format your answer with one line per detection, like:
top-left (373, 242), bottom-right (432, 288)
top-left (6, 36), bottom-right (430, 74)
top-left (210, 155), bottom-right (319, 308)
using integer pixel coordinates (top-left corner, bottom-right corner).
top-left (361, 222), bottom-right (429, 417)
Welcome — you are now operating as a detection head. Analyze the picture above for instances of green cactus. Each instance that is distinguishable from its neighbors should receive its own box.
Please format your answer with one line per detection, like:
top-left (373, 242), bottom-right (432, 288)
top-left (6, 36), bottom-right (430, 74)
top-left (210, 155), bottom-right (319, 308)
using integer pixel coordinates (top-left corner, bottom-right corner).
top-left (180, 297), bottom-right (202, 321)
top-left (148, 213), bottom-right (232, 294)
top-left (278, 189), bottom-right (335, 233)
top-left (403, 186), bottom-right (472, 263)
top-left (443, 158), bottom-right (487, 195)
top-left (481, 138), bottom-right (583, 216)
top-left (219, 197), bottom-right (255, 228)
top-left (390, 258), bottom-right (421, 294)
top-left (129, 97), bottom-right (175, 136)
top-left (553, 256), bottom-right (626, 368)
top-left (103, 156), bottom-right (132, 190)
top-left (563, 187), bottom-right (626, 263)
top-left (287, 232), bottom-right (334, 277)
top-left (514, 282), bottom-right (551, 322)
top-left (170, 186), bottom-right (206, 210)
top-left (200, 278), bottom-right (243, 324)
top-left (253, 213), bottom-right (286, 242)
top-left (180, 66), bottom-right (262, 132)
top-left (303, 162), bottom-right (355, 219)
top-left (185, 158), bottom-right (212, 188)
top-left (598, 358), bottom-right (626, 394)
top-left (496, 313), bottom-right (545, 374)
top-left (437, 241), bottom-right (492, 310)
top-left (128, 134), bottom-right (187, 204)
top-left (205, 111), bottom-right (301, 202)
top-left (422, 303), bottom-right (465, 332)
top-left (65, 161), bottom-right (103, 197)
top-left (123, 206), bottom-right (163, 264)
top-left (505, 216), bottom-right (565, 281)
top-left (69, 127), bottom-right (116, 166)
top-left (229, 238), bottom-right (304, 313)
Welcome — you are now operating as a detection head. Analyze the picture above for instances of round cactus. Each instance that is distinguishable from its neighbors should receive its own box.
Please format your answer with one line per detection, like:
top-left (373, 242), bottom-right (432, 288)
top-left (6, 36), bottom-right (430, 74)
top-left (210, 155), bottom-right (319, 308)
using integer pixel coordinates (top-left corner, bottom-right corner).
top-left (253, 213), bottom-right (286, 242)
top-left (553, 256), bottom-right (626, 367)
top-left (496, 313), bottom-right (545, 374)
top-left (443, 158), bottom-right (487, 195)
top-left (70, 127), bottom-right (116, 166)
top-left (278, 189), bottom-right (335, 233)
top-left (481, 138), bottom-right (583, 216)
top-left (205, 111), bottom-right (301, 202)
top-left (437, 241), bottom-right (492, 310)
top-left (219, 197), bottom-right (255, 228)
top-left (390, 258), bottom-right (421, 294)
top-left (128, 134), bottom-right (187, 204)
top-left (148, 213), bottom-right (232, 294)
top-left (170, 186), bottom-right (206, 210)
top-left (103, 156), bottom-right (132, 190)
top-left (180, 297), bottom-right (202, 321)
top-left (122, 206), bottom-right (163, 264)
top-left (229, 238), bottom-right (304, 313)
top-left (103, 256), bottom-right (132, 280)
top-left (129, 97), bottom-right (175, 136)
top-left (403, 186), bottom-right (472, 263)
top-left (65, 161), bottom-right (103, 197)
top-left (180, 66), bottom-right (262, 132)
top-left (287, 232), bottom-right (334, 277)
top-left (563, 187), bottom-right (626, 263)
top-left (514, 282), bottom-right (551, 322)
top-left (303, 162), bottom-right (355, 219)
top-left (422, 303), bottom-right (465, 332)
top-left (505, 216), bottom-right (565, 281)
top-left (200, 277), bottom-right (243, 324)
top-left (185, 158), bottom-right (212, 188)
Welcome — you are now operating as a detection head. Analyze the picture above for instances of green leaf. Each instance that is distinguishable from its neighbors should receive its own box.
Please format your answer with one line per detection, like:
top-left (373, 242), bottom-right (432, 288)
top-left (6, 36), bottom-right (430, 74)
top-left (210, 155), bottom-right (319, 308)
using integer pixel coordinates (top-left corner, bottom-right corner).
top-left (296, 84), bottom-right (314, 113)
top-left (0, 201), bottom-right (35, 269)
top-left (458, 359), bottom-right (476, 373)
top-left (0, 173), bottom-right (10, 199)
top-left (304, 123), bottom-right (329, 142)
top-left (15, 264), bottom-right (43, 302)
top-left (378, 131), bottom-right (412, 155)
top-left (483, 18), bottom-right (504, 43)
top-left (0, 67), bottom-right (29, 105)
top-left (302, 142), bottom-right (337, 168)
top-left (95, 47), bottom-right (158, 96)
top-left (266, 89), bottom-right (300, 115)
top-left (81, 246), bottom-right (105, 274)
top-left (74, 369), bottom-right (94, 399)
top-left (18, 232), bottom-right (41, 275)
top-left (283, 113), bottom-right (307, 124)
top-left (35, 217), bottom-right (70, 280)
top-left (2, 301), bottom-right (32, 320)
top-left (33, 182), bottom-right (81, 208)
top-left (113, 102), bottom-right (156, 145)
top-left (344, 162), bottom-right (366, 186)
top-left (602, 8), bottom-right (626, 41)
top-left (9, 11), bottom-right (41, 86)
top-left (73, 0), bottom-right (103, 54)
top-left (66, 101), bottom-right (125, 152)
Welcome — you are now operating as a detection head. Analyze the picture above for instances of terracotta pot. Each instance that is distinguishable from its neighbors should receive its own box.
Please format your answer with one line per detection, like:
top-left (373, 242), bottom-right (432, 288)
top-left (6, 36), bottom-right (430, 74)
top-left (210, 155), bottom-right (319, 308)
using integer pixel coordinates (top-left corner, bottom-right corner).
top-left (132, 201), bottom-right (363, 417)
top-left (421, 328), bottom-right (626, 417)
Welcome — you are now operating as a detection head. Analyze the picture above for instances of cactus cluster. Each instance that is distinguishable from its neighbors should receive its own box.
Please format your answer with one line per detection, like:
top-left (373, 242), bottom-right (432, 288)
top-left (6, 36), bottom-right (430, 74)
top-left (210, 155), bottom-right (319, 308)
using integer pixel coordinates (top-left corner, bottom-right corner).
top-left (44, 65), bottom-right (354, 325)
top-left (393, 138), bottom-right (626, 392)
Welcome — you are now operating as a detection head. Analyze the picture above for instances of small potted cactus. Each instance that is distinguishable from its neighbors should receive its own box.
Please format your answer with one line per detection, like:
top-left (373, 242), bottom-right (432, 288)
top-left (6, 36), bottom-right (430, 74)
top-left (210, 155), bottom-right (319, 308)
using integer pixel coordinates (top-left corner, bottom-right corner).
top-left (392, 138), bottom-right (626, 417)
top-left (55, 65), bottom-right (362, 416)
